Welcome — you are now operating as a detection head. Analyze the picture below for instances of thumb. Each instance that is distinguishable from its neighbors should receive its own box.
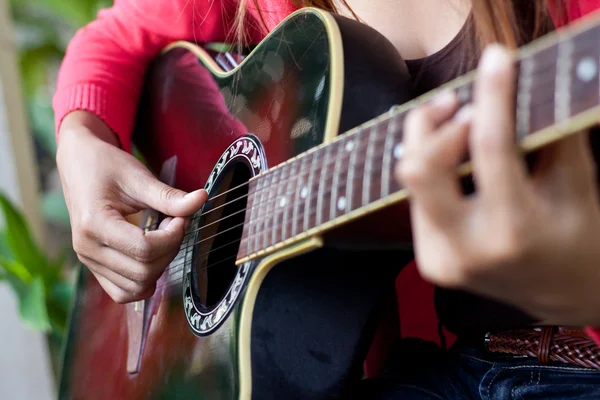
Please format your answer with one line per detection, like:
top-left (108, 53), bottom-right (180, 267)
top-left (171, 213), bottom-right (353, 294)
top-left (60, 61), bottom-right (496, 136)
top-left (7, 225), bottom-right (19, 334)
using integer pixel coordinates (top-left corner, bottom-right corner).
top-left (130, 173), bottom-right (208, 217)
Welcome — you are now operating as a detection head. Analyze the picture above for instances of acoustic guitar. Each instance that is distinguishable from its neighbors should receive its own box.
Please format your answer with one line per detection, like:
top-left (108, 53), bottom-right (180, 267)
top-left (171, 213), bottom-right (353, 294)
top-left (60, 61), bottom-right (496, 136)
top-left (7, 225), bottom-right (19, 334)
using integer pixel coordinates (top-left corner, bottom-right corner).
top-left (57, 7), bottom-right (600, 400)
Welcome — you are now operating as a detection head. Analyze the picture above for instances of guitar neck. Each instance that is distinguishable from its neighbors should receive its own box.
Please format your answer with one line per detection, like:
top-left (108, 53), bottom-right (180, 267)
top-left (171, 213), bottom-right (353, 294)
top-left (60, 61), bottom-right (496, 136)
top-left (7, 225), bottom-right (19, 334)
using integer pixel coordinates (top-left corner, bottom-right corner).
top-left (236, 12), bottom-right (600, 264)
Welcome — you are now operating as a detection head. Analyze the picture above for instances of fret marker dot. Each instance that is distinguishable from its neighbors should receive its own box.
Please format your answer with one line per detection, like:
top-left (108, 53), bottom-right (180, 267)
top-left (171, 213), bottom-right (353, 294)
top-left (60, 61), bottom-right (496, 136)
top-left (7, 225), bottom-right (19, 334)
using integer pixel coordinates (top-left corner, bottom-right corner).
top-left (279, 197), bottom-right (287, 207)
top-left (577, 57), bottom-right (597, 82)
top-left (337, 197), bottom-right (346, 211)
top-left (300, 186), bottom-right (308, 199)
top-left (393, 143), bottom-right (404, 159)
top-left (345, 141), bottom-right (355, 152)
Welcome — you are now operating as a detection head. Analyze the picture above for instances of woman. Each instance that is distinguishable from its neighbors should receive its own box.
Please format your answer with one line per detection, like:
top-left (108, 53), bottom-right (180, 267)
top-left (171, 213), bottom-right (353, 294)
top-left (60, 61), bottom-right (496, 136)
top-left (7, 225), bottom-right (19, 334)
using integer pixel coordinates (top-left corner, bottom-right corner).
top-left (54, 0), bottom-right (600, 397)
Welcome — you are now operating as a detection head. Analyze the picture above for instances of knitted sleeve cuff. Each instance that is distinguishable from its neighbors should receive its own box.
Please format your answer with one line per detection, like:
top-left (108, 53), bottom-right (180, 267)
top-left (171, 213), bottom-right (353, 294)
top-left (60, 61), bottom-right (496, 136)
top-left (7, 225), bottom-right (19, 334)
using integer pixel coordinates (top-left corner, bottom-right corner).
top-left (53, 82), bottom-right (137, 153)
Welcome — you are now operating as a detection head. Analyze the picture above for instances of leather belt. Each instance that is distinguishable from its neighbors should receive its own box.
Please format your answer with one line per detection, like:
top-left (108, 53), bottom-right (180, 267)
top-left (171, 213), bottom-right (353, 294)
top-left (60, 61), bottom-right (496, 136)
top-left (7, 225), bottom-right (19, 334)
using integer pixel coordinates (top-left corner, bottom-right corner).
top-left (484, 327), bottom-right (600, 369)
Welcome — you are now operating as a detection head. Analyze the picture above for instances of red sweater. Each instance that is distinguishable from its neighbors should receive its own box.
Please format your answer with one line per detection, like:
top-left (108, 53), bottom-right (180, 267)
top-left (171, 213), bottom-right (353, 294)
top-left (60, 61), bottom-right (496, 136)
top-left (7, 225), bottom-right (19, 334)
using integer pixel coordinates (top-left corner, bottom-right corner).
top-left (53, 0), bottom-right (600, 343)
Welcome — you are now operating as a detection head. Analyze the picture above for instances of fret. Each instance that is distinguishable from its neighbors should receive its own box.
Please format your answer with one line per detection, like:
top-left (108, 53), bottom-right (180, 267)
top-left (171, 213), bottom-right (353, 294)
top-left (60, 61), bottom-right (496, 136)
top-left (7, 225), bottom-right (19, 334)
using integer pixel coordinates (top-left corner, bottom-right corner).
top-left (255, 171), bottom-right (272, 253)
top-left (345, 131), bottom-right (360, 213)
top-left (316, 145), bottom-right (333, 226)
top-left (529, 44), bottom-right (558, 134)
top-left (303, 150), bottom-right (319, 232)
top-left (555, 38), bottom-right (574, 124)
top-left (273, 164), bottom-right (290, 245)
top-left (517, 56), bottom-right (534, 140)
top-left (349, 128), bottom-right (370, 210)
top-left (381, 115), bottom-right (399, 198)
top-left (251, 174), bottom-right (267, 254)
top-left (263, 167), bottom-right (281, 249)
top-left (245, 180), bottom-right (259, 257)
top-left (330, 138), bottom-right (347, 219)
top-left (282, 160), bottom-right (297, 242)
top-left (362, 126), bottom-right (377, 207)
top-left (293, 154), bottom-right (309, 237)
top-left (369, 127), bottom-right (385, 203)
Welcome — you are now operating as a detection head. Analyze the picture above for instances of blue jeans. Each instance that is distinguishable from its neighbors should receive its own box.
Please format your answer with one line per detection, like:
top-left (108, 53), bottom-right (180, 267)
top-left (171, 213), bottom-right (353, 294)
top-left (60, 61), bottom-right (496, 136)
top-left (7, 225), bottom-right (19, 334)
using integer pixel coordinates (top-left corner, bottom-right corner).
top-left (352, 338), bottom-right (600, 399)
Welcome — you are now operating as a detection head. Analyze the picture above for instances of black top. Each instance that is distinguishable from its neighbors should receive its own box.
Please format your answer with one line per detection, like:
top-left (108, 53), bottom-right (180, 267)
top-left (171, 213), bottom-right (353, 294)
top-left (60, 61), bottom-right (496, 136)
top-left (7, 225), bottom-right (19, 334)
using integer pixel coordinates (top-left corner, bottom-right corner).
top-left (401, 9), bottom-right (557, 337)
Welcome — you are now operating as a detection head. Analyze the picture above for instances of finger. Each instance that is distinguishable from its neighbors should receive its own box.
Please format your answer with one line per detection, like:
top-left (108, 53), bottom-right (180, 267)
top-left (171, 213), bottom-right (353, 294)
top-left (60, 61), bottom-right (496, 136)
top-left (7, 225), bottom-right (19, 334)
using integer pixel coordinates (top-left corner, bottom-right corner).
top-left (95, 243), bottom-right (177, 284)
top-left (397, 105), bottom-right (472, 222)
top-left (405, 90), bottom-right (461, 144)
top-left (97, 213), bottom-right (187, 263)
top-left (126, 171), bottom-right (208, 217)
top-left (82, 256), bottom-right (156, 303)
top-left (95, 273), bottom-right (156, 304)
top-left (471, 45), bottom-right (528, 205)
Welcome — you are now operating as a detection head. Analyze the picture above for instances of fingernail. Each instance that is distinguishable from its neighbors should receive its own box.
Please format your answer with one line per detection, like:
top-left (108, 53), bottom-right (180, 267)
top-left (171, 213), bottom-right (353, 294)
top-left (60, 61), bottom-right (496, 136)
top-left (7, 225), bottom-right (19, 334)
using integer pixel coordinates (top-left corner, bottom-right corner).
top-left (480, 45), bottom-right (512, 75)
top-left (454, 105), bottom-right (473, 123)
top-left (431, 90), bottom-right (457, 108)
top-left (159, 217), bottom-right (173, 230)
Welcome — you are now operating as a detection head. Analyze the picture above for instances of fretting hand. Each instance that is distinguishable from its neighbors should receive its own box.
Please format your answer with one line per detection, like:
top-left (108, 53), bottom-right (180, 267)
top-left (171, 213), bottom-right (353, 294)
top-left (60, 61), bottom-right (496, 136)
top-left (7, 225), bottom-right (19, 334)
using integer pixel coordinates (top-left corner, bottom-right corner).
top-left (57, 111), bottom-right (207, 303)
top-left (396, 45), bottom-right (600, 326)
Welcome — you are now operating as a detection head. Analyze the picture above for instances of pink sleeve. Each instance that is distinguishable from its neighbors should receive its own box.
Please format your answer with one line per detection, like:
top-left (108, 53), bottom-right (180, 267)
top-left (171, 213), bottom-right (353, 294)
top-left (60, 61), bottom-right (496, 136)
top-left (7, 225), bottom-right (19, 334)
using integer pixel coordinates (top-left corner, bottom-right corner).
top-left (52, 0), bottom-right (237, 153)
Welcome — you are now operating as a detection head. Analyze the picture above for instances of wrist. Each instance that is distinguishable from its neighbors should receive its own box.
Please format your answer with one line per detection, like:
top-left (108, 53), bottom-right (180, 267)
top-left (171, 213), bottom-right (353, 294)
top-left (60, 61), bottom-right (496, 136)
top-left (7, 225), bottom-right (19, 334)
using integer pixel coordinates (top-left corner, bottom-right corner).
top-left (58, 110), bottom-right (121, 148)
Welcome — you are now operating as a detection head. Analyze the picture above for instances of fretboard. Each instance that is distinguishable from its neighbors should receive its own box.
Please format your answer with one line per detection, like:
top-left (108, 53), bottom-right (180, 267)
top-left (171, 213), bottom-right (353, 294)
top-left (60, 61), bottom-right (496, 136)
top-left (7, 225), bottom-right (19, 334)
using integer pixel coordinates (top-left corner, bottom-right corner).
top-left (236, 13), bottom-right (600, 264)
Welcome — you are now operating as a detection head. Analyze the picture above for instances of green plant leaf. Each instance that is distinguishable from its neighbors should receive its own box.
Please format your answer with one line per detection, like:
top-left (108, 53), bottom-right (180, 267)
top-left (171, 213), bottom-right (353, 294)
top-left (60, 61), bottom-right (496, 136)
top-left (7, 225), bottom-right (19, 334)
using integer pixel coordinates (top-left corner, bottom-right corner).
top-left (0, 256), bottom-right (33, 283)
top-left (20, 276), bottom-right (52, 332)
top-left (0, 230), bottom-right (13, 260)
top-left (0, 193), bottom-right (56, 282)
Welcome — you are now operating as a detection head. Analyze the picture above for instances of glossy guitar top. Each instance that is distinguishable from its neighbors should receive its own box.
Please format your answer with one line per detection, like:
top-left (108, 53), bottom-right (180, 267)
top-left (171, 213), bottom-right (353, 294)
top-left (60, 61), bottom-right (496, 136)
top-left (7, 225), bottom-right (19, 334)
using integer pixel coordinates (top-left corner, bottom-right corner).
top-left (58, 8), bottom-right (414, 400)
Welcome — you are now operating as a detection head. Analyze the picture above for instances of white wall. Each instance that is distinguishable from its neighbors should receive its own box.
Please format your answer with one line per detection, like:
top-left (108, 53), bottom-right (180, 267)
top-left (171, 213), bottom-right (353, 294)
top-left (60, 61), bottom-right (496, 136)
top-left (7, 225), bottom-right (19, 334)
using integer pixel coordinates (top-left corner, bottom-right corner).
top-left (0, 0), bottom-right (57, 398)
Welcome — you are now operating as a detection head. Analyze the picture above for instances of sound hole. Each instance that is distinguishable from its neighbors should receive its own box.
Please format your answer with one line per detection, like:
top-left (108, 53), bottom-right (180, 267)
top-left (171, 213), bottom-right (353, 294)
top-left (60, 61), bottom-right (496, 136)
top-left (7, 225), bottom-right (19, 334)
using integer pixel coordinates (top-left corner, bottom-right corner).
top-left (192, 161), bottom-right (251, 311)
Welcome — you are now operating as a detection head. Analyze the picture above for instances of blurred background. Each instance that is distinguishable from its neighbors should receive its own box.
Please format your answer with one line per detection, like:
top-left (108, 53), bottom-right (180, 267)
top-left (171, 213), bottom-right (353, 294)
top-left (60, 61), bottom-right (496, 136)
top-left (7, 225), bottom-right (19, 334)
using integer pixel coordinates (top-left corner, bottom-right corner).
top-left (0, 0), bottom-right (108, 397)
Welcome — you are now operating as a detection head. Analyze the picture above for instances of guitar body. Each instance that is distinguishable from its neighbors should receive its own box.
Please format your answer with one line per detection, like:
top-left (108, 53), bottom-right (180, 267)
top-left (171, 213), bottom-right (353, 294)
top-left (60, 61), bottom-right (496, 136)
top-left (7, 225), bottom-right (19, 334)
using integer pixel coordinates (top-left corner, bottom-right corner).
top-left (58, 8), bottom-right (416, 400)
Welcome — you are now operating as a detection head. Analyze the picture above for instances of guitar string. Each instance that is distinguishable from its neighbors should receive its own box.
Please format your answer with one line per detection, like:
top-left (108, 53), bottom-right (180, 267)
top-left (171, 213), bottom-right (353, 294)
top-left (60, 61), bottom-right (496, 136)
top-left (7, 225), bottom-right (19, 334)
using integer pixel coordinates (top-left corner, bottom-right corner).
top-left (146, 42), bottom-right (600, 288)
top-left (152, 159), bottom-right (400, 288)
top-left (152, 89), bottom-right (594, 288)
top-left (146, 31), bottom-right (599, 234)
top-left (154, 130), bottom-right (596, 285)
top-left (146, 125), bottom-right (393, 236)
top-left (146, 73), bottom-right (576, 271)
top-left (156, 136), bottom-right (402, 272)
top-left (155, 125), bottom-right (386, 234)
top-left (159, 155), bottom-right (399, 280)
top-left (156, 160), bottom-right (394, 282)
top-left (157, 110), bottom-right (566, 282)
top-left (144, 35), bottom-right (597, 233)
top-left (148, 79), bottom-right (593, 286)
top-left (155, 253), bottom-right (239, 290)
top-left (144, 51), bottom-right (590, 237)
top-left (147, 114), bottom-right (397, 229)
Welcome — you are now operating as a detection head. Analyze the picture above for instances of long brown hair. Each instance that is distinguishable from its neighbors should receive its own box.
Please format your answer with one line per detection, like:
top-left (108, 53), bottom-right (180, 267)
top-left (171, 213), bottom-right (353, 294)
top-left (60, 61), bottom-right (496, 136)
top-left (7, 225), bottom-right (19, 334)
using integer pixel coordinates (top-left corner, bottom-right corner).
top-left (235, 0), bottom-right (563, 53)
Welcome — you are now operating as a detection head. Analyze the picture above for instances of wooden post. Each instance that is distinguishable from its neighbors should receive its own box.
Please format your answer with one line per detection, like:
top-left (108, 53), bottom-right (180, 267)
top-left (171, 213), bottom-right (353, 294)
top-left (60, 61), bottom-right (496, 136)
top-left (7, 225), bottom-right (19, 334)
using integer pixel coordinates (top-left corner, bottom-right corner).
top-left (0, 0), bottom-right (44, 237)
top-left (0, 0), bottom-right (55, 398)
